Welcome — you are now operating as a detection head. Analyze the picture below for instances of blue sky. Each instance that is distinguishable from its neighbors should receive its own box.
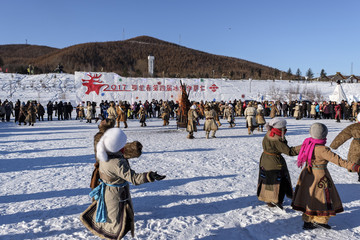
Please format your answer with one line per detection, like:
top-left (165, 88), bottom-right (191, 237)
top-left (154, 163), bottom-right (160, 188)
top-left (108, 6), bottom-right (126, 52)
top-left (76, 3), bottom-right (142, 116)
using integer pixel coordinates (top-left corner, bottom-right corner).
top-left (2, 0), bottom-right (360, 77)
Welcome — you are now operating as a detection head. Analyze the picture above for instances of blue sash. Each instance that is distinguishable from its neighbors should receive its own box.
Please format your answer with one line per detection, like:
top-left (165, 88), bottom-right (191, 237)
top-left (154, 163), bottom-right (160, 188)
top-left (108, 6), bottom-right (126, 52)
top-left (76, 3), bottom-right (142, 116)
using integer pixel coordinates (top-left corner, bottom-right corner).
top-left (89, 179), bottom-right (128, 223)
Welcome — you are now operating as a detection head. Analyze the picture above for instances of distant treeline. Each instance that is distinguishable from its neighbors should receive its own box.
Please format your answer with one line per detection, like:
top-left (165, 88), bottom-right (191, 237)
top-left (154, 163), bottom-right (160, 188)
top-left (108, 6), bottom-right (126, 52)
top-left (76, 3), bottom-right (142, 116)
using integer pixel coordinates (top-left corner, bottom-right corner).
top-left (0, 36), bottom-right (292, 79)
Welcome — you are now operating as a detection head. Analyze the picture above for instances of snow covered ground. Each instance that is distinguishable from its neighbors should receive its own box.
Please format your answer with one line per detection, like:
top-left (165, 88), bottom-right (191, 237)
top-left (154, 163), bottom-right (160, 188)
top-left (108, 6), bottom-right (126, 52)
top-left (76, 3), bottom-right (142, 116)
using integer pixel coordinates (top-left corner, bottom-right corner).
top-left (1, 116), bottom-right (360, 240)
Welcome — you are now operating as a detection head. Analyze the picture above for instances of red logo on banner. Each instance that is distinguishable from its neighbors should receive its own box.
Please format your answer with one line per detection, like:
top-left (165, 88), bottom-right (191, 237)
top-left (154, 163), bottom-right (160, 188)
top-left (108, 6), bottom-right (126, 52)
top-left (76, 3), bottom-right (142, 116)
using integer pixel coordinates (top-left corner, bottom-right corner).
top-left (82, 73), bottom-right (106, 95)
top-left (209, 84), bottom-right (219, 92)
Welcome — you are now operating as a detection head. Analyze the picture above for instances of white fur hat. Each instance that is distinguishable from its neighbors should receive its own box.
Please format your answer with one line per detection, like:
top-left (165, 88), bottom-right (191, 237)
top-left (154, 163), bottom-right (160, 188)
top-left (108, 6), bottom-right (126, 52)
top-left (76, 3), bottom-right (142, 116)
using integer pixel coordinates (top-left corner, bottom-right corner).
top-left (357, 113), bottom-right (360, 122)
top-left (96, 128), bottom-right (127, 162)
top-left (269, 117), bottom-right (287, 129)
top-left (190, 105), bottom-right (197, 110)
top-left (257, 104), bottom-right (263, 110)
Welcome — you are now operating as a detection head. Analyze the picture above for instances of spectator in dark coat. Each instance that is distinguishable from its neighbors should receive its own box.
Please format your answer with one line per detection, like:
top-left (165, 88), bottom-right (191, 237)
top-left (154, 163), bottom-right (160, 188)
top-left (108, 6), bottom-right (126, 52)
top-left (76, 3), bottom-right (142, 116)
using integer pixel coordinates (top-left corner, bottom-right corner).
top-left (67, 102), bottom-right (73, 120)
top-left (57, 101), bottom-right (64, 120)
top-left (4, 101), bottom-right (13, 122)
top-left (47, 101), bottom-right (53, 121)
top-left (37, 103), bottom-right (45, 121)
top-left (14, 100), bottom-right (21, 123)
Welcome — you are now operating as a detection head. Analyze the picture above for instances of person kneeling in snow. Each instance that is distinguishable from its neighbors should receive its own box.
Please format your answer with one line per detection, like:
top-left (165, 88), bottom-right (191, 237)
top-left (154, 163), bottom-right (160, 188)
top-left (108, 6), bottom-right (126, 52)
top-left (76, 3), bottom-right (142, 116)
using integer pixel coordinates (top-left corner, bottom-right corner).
top-left (291, 123), bottom-right (360, 230)
top-left (80, 128), bottom-right (165, 240)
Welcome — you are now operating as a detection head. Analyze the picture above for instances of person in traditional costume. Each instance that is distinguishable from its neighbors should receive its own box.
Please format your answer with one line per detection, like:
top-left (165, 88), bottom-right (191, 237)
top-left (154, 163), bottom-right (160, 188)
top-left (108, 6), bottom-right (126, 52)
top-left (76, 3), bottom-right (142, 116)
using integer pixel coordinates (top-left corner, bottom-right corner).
top-left (244, 102), bottom-right (257, 134)
top-left (18, 102), bottom-right (27, 125)
top-left (292, 123), bottom-right (360, 230)
top-left (223, 104), bottom-right (236, 128)
top-left (139, 105), bottom-right (147, 127)
top-left (269, 101), bottom-right (280, 119)
top-left (257, 118), bottom-right (301, 209)
top-left (90, 118), bottom-right (116, 190)
top-left (294, 103), bottom-right (301, 120)
top-left (161, 102), bottom-right (171, 126)
top-left (116, 102), bottom-right (128, 128)
top-left (77, 103), bottom-right (85, 122)
top-left (81, 128), bottom-right (166, 240)
top-left (86, 101), bottom-right (93, 123)
top-left (256, 104), bottom-right (266, 132)
top-left (330, 113), bottom-right (360, 182)
top-left (106, 101), bottom-right (117, 121)
top-left (187, 105), bottom-right (199, 139)
top-left (203, 103), bottom-right (218, 139)
top-left (26, 101), bottom-right (37, 126)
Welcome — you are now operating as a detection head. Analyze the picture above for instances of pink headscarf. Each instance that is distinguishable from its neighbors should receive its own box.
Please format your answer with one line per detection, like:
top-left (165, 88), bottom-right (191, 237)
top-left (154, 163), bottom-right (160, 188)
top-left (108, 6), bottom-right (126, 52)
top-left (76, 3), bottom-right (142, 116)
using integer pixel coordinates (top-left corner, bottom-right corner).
top-left (297, 137), bottom-right (327, 168)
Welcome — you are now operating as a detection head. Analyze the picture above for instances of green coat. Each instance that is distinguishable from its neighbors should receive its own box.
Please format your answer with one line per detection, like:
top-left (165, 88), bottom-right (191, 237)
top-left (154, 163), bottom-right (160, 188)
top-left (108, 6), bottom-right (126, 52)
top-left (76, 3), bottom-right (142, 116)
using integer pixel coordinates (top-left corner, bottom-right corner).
top-left (257, 132), bottom-right (300, 204)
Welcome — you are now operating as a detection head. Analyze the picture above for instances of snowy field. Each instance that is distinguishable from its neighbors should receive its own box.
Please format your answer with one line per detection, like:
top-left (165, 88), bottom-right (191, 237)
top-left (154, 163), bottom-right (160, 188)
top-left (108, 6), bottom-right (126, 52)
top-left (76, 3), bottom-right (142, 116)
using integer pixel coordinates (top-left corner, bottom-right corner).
top-left (1, 116), bottom-right (360, 240)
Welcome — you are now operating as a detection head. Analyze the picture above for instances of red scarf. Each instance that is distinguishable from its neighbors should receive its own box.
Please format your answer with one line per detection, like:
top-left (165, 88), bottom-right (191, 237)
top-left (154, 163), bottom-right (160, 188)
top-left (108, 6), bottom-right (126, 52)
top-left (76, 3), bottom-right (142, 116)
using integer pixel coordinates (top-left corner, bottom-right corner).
top-left (269, 128), bottom-right (286, 137)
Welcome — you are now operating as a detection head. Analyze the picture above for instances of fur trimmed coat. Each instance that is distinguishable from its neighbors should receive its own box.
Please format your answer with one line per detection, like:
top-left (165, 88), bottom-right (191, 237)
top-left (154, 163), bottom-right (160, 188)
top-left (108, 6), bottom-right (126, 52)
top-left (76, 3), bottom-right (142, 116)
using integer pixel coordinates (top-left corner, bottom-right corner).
top-left (116, 106), bottom-right (127, 122)
top-left (256, 108), bottom-right (266, 125)
top-left (81, 152), bottom-right (154, 240)
top-left (187, 109), bottom-right (198, 133)
top-left (203, 109), bottom-right (218, 131)
top-left (244, 106), bottom-right (257, 127)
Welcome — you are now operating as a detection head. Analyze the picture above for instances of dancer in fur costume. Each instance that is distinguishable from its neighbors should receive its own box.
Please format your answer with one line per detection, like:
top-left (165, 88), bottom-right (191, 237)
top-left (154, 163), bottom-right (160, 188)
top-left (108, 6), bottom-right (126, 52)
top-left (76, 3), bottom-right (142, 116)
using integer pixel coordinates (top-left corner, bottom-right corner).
top-left (244, 102), bottom-right (257, 134)
top-left (256, 104), bottom-right (266, 132)
top-left (257, 118), bottom-right (301, 209)
top-left (116, 102), bottom-right (128, 128)
top-left (330, 112), bottom-right (360, 182)
top-left (292, 123), bottom-right (360, 230)
top-left (187, 105), bottom-right (198, 139)
top-left (139, 105), bottom-right (147, 127)
top-left (203, 103), bottom-right (218, 139)
top-left (80, 128), bottom-right (166, 240)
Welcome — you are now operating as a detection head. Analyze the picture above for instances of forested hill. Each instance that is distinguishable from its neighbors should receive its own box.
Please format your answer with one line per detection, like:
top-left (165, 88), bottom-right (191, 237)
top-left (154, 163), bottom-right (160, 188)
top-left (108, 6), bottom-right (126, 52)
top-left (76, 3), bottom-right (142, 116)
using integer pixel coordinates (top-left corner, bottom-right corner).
top-left (0, 36), bottom-right (286, 79)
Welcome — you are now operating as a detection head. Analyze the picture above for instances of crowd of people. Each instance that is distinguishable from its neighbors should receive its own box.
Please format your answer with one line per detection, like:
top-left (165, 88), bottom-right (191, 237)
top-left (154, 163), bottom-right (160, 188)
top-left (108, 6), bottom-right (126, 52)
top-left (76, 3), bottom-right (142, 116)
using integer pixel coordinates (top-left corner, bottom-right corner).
top-left (1, 98), bottom-right (359, 129)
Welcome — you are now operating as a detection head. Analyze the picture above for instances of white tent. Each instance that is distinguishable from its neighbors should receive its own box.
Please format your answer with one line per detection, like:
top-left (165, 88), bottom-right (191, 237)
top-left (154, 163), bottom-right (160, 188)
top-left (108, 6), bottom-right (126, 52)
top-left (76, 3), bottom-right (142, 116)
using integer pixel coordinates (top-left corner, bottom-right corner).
top-left (329, 82), bottom-right (347, 103)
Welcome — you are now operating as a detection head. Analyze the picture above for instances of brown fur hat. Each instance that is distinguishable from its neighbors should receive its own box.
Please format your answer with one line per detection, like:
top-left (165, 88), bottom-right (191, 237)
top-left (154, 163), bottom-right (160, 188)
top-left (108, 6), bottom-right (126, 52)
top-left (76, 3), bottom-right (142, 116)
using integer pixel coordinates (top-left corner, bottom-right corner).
top-left (123, 141), bottom-right (143, 159)
top-left (98, 118), bottom-right (115, 132)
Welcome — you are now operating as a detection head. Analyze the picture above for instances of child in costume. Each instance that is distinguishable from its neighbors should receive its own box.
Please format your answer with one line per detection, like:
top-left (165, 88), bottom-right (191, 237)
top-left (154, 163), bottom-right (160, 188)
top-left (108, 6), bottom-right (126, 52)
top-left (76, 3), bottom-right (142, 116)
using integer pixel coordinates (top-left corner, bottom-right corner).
top-left (292, 123), bottom-right (360, 230)
top-left (257, 118), bottom-right (300, 209)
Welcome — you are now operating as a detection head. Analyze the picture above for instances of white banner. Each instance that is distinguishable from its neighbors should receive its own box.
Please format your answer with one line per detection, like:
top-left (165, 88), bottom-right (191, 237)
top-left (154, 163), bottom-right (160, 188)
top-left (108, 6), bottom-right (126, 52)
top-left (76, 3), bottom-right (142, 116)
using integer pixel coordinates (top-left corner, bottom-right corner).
top-left (75, 72), bottom-right (247, 103)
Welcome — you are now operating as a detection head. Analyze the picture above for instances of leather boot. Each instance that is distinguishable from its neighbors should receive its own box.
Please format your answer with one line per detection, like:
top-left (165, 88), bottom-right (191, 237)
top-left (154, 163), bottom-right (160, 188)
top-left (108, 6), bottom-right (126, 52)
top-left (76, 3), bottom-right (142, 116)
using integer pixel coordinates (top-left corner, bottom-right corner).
top-left (206, 132), bottom-right (210, 139)
top-left (212, 131), bottom-right (216, 138)
top-left (124, 122), bottom-right (128, 128)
